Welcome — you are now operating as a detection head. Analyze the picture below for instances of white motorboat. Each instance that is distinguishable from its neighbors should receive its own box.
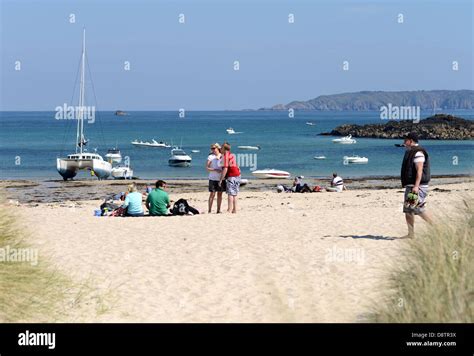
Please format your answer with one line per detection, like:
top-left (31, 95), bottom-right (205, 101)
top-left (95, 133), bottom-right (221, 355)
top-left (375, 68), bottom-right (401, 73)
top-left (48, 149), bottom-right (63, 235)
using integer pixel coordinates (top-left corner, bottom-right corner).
top-left (252, 169), bottom-right (291, 179)
top-left (56, 29), bottom-right (111, 180)
top-left (238, 145), bottom-right (260, 150)
top-left (168, 148), bottom-right (192, 167)
top-left (226, 127), bottom-right (242, 134)
top-left (343, 155), bottom-right (369, 164)
top-left (332, 134), bottom-right (357, 144)
top-left (105, 147), bottom-right (122, 163)
top-left (131, 139), bottom-right (168, 148)
top-left (306, 122), bottom-right (316, 126)
top-left (191, 150), bottom-right (200, 153)
top-left (313, 155), bottom-right (326, 160)
top-left (111, 165), bottom-right (134, 179)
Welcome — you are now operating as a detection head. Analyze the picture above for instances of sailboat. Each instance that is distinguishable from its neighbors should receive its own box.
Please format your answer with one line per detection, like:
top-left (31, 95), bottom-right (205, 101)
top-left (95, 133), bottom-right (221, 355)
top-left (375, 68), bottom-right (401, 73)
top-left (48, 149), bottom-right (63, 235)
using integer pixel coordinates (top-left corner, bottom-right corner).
top-left (56, 29), bottom-right (112, 180)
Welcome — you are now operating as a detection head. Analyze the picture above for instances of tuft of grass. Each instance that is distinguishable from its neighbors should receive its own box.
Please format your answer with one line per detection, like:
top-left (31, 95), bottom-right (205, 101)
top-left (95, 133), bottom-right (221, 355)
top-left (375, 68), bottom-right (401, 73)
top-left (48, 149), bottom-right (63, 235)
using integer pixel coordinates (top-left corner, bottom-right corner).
top-left (370, 200), bottom-right (474, 322)
top-left (0, 203), bottom-right (71, 322)
top-left (0, 201), bottom-right (114, 322)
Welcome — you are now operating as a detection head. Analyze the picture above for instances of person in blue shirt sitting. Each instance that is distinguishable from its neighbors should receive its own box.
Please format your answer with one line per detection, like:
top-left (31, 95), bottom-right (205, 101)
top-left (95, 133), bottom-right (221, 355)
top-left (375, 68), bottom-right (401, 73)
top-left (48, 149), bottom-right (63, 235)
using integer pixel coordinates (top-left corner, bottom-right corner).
top-left (122, 183), bottom-right (144, 217)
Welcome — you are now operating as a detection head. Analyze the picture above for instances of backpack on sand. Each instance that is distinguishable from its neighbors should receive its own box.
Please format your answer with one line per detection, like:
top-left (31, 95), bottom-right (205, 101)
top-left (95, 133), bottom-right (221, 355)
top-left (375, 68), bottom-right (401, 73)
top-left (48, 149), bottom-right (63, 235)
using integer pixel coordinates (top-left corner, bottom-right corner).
top-left (171, 199), bottom-right (200, 216)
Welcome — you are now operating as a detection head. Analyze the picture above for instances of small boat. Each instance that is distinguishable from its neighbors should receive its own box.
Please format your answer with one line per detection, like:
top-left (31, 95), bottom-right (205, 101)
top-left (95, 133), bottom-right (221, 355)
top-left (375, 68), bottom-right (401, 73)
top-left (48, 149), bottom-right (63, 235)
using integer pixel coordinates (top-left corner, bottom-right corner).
top-left (226, 127), bottom-right (242, 134)
top-left (252, 169), bottom-right (291, 179)
top-left (238, 145), bottom-right (260, 150)
top-left (105, 147), bottom-right (122, 163)
top-left (168, 148), bottom-right (192, 167)
top-left (343, 155), bottom-right (368, 164)
top-left (191, 150), bottom-right (200, 153)
top-left (332, 134), bottom-right (357, 144)
top-left (111, 165), bottom-right (134, 179)
top-left (306, 122), bottom-right (316, 126)
top-left (313, 155), bottom-right (326, 160)
top-left (240, 178), bottom-right (249, 186)
top-left (114, 110), bottom-right (127, 116)
top-left (131, 139), bottom-right (169, 148)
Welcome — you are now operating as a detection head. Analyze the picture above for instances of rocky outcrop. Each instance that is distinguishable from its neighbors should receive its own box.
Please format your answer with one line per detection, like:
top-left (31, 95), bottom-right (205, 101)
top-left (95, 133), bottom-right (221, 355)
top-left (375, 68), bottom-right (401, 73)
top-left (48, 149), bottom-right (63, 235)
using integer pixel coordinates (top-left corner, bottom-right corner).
top-left (320, 114), bottom-right (474, 140)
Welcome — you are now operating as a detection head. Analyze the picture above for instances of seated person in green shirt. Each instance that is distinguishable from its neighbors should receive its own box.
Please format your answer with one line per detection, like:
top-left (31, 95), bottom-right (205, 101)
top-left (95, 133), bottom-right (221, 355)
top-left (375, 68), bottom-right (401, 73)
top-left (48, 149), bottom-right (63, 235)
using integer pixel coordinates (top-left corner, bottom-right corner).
top-left (122, 183), bottom-right (144, 217)
top-left (146, 180), bottom-right (171, 216)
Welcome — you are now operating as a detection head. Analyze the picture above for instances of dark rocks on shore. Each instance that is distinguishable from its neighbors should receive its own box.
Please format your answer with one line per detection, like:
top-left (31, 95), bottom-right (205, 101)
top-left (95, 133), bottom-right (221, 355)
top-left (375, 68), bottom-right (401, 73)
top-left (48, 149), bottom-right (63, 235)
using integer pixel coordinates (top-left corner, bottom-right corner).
top-left (320, 114), bottom-right (474, 140)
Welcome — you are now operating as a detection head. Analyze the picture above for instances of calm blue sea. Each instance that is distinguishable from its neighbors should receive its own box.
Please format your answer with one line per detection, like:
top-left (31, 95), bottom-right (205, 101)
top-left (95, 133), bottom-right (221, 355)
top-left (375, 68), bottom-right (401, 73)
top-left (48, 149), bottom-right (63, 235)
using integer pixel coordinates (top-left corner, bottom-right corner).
top-left (1, 111), bottom-right (473, 180)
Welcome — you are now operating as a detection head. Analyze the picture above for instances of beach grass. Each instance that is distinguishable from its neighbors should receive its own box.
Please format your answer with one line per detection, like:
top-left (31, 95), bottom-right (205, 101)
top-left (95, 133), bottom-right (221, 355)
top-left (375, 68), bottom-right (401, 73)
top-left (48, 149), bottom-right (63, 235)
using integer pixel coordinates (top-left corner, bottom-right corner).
top-left (370, 200), bottom-right (474, 322)
top-left (0, 199), bottom-right (115, 322)
top-left (0, 202), bottom-right (72, 322)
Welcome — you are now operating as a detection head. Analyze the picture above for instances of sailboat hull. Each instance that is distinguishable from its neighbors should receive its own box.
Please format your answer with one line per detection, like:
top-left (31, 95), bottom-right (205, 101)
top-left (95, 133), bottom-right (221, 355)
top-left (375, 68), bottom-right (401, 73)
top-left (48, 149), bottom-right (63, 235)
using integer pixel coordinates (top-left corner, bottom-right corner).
top-left (57, 158), bottom-right (112, 180)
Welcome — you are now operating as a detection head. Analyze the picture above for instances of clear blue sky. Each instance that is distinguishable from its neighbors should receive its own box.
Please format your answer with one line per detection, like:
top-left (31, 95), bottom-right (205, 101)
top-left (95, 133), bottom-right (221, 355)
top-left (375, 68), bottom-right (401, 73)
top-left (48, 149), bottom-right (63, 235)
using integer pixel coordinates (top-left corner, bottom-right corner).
top-left (0, 0), bottom-right (472, 110)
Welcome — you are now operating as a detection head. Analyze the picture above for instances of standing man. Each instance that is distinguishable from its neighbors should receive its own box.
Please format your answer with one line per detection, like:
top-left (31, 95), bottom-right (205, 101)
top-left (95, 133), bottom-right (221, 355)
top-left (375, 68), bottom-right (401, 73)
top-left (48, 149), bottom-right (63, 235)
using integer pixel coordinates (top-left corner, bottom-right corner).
top-left (219, 142), bottom-right (241, 214)
top-left (400, 133), bottom-right (433, 238)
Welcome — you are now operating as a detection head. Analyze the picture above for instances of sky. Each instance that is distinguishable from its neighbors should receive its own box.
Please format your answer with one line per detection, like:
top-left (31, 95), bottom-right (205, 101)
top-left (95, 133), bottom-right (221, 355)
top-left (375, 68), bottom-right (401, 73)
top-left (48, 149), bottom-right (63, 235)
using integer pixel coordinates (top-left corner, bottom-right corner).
top-left (0, 0), bottom-right (472, 110)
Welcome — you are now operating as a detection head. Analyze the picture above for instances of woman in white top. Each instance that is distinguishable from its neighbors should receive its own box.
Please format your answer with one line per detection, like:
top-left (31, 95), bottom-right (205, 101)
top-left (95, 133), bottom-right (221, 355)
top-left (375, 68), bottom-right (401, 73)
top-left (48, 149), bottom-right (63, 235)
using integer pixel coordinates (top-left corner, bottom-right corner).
top-left (206, 143), bottom-right (223, 213)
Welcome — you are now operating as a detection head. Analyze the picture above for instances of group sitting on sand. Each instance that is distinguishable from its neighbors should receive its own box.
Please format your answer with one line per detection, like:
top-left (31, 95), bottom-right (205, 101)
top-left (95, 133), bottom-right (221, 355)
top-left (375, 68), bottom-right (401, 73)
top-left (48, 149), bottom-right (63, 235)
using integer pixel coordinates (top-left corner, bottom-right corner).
top-left (277, 173), bottom-right (347, 193)
top-left (100, 141), bottom-right (242, 217)
top-left (100, 180), bottom-right (199, 217)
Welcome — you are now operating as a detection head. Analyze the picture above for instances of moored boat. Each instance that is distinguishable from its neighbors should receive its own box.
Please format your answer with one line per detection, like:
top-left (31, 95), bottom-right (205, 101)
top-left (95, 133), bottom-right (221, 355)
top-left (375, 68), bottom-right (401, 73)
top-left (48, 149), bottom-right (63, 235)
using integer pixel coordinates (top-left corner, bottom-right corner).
top-left (56, 29), bottom-right (111, 180)
top-left (168, 148), bottom-right (192, 167)
top-left (343, 155), bottom-right (368, 164)
top-left (252, 169), bottom-right (291, 179)
top-left (332, 134), bottom-right (357, 144)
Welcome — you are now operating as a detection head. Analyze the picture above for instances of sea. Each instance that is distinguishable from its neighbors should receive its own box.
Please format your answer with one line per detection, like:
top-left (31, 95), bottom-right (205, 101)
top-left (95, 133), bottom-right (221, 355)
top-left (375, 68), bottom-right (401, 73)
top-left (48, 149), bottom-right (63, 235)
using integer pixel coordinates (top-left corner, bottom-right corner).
top-left (1, 110), bottom-right (473, 180)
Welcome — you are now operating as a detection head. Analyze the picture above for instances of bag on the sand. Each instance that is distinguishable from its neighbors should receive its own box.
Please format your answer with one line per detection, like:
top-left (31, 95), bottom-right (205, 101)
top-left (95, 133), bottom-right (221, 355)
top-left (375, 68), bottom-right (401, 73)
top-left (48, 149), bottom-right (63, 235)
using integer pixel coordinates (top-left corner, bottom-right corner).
top-left (171, 199), bottom-right (200, 216)
top-left (110, 207), bottom-right (126, 217)
top-left (100, 201), bottom-right (119, 216)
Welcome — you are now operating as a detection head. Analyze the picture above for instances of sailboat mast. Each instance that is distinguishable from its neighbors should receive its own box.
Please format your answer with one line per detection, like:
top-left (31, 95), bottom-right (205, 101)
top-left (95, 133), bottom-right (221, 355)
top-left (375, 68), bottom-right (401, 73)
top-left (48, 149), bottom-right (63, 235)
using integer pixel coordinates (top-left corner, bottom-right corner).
top-left (76, 28), bottom-right (86, 154)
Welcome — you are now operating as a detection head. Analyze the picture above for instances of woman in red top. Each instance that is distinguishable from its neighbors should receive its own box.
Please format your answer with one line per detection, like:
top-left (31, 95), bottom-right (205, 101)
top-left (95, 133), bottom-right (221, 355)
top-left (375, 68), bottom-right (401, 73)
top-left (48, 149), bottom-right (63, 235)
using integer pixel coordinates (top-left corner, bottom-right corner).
top-left (219, 142), bottom-right (241, 213)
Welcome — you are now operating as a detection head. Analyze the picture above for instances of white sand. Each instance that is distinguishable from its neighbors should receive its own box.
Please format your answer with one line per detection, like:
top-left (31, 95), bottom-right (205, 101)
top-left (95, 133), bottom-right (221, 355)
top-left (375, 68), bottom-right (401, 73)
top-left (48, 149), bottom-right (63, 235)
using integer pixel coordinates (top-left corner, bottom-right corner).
top-left (11, 182), bottom-right (471, 322)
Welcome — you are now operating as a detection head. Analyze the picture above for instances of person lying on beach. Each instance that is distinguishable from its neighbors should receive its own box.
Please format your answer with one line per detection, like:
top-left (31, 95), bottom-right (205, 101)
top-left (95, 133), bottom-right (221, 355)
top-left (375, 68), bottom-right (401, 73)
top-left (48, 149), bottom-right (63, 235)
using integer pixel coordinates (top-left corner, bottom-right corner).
top-left (326, 173), bottom-right (345, 192)
top-left (121, 183), bottom-right (144, 217)
top-left (146, 180), bottom-right (171, 216)
top-left (277, 184), bottom-right (292, 193)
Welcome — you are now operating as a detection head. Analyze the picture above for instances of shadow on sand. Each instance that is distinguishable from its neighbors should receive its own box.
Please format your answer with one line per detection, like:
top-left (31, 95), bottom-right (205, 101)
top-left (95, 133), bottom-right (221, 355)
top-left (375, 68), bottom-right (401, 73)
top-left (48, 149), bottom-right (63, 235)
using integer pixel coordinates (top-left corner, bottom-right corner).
top-left (340, 234), bottom-right (396, 241)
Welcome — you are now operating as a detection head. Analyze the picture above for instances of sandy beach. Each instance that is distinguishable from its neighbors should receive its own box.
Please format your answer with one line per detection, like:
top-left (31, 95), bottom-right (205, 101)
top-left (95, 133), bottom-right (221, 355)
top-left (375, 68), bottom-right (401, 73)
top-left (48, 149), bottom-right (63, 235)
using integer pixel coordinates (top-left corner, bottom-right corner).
top-left (1, 177), bottom-right (471, 322)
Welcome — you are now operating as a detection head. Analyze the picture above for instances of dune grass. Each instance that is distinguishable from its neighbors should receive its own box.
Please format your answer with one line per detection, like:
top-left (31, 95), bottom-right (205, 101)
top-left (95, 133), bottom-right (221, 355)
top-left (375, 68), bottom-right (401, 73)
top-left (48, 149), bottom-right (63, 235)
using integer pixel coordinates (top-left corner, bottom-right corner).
top-left (370, 200), bottom-right (473, 322)
top-left (0, 200), bottom-right (117, 322)
top-left (0, 202), bottom-right (75, 322)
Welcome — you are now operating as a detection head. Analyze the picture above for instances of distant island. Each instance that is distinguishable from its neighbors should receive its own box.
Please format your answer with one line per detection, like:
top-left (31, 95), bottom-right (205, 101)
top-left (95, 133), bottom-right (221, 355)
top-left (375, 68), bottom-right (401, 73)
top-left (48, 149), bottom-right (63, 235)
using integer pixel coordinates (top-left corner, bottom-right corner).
top-left (320, 114), bottom-right (474, 140)
top-left (260, 90), bottom-right (474, 111)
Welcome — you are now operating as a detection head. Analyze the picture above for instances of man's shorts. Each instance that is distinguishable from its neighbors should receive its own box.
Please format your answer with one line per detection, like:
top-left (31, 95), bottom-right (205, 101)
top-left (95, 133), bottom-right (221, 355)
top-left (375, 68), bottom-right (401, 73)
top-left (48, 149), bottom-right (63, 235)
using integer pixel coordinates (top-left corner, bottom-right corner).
top-left (225, 176), bottom-right (241, 196)
top-left (403, 186), bottom-right (428, 215)
top-left (208, 180), bottom-right (224, 193)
